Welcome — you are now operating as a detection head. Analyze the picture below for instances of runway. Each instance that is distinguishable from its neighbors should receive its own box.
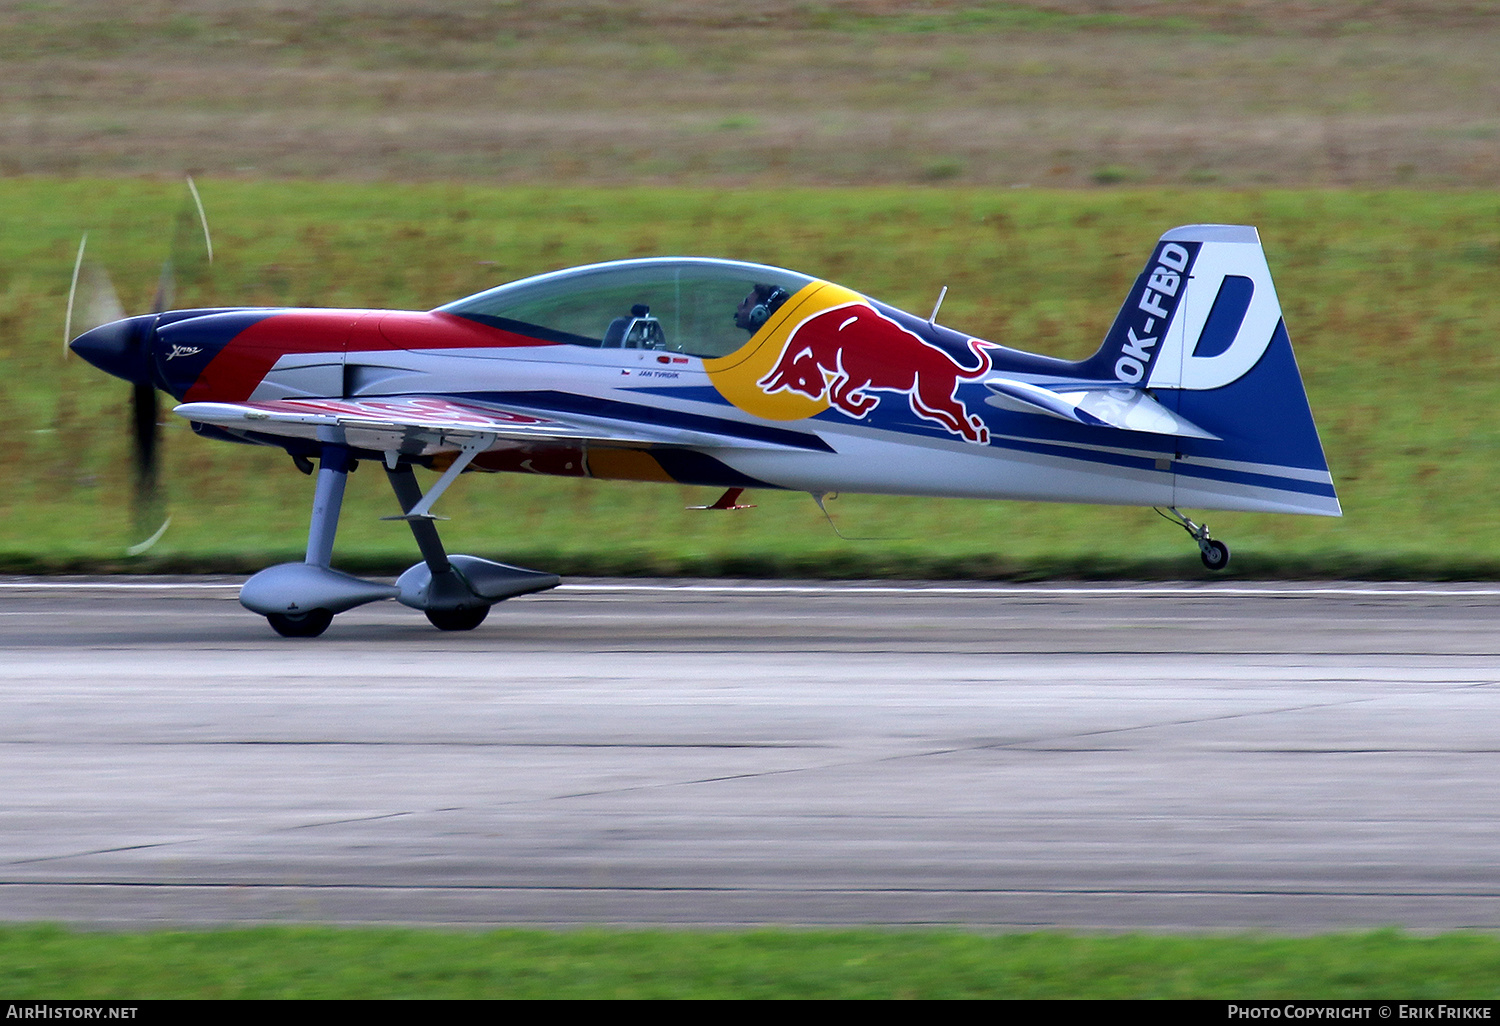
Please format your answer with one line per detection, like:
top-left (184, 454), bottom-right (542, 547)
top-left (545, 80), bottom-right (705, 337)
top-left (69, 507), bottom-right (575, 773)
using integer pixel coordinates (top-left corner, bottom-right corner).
top-left (2, 576), bottom-right (1499, 930)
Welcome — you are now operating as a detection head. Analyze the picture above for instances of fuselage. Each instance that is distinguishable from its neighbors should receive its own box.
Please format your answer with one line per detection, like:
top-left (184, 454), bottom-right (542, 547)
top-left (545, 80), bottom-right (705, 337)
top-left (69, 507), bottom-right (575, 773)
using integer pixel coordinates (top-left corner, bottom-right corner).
top-left (71, 254), bottom-right (1339, 516)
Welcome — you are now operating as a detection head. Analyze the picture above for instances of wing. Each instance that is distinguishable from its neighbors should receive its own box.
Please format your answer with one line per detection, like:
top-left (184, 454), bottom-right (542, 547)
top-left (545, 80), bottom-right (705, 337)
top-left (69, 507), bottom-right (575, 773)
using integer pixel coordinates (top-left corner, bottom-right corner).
top-left (983, 376), bottom-right (1219, 440)
top-left (173, 395), bottom-right (805, 456)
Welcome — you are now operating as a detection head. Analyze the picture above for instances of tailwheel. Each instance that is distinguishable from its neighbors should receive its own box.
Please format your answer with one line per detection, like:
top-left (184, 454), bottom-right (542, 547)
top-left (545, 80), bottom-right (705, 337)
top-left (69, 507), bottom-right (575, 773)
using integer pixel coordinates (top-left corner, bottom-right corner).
top-left (425, 605), bottom-right (490, 632)
top-left (1156, 507), bottom-right (1231, 573)
top-left (1199, 539), bottom-right (1231, 571)
top-left (266, 608), bottom-right (334, 638)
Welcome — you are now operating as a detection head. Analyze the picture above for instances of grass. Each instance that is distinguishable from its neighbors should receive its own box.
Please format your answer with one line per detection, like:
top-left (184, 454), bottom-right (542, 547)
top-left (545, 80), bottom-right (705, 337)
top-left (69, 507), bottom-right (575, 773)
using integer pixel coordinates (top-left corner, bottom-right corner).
top-left (3, 925), bottom-right (1499, 998)
top-left (3, 179), bottom-right (1500, 579)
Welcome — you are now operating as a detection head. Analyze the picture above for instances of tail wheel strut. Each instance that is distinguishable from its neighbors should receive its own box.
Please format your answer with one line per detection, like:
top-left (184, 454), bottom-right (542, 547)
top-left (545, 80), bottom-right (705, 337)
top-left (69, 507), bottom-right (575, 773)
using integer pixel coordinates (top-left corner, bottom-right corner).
top-left (1156, 507), bottom-right (1231, 572)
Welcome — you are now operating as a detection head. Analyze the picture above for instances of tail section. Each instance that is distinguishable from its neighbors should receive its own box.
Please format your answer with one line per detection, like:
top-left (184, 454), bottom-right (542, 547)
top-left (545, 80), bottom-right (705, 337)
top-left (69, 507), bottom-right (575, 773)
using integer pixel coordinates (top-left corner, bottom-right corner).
top-left (1083, 225), bottom-right (1339, 517)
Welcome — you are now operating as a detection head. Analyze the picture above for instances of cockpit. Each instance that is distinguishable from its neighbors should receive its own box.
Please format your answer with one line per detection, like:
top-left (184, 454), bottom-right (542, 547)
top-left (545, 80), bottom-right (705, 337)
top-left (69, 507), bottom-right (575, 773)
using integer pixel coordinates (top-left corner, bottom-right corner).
top-left (435, 257), bottom-right (814, 359)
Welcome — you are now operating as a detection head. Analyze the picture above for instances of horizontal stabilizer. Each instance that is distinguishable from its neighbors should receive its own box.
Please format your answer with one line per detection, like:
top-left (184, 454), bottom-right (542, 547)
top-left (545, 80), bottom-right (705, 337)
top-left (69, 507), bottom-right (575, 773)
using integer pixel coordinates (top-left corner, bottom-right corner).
top-left (983, 377), bottom-right (1218, 439)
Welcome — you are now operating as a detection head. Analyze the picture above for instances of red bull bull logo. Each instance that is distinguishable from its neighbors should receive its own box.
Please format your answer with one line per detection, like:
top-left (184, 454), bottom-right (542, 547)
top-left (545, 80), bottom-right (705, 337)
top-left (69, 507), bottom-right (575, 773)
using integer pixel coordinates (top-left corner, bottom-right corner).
top-left (756, 302), bottom-right (992, 444)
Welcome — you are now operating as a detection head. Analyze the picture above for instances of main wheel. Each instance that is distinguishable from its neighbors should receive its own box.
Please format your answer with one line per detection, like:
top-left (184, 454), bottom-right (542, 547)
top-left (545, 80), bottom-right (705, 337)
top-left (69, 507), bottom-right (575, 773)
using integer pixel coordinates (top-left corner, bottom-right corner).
top-left (425, 604), bottom-right (490, 632)
top-left (1200, 539), bottom-right (1231, 571)
top-left (266, 608), bottom-right (334, 638)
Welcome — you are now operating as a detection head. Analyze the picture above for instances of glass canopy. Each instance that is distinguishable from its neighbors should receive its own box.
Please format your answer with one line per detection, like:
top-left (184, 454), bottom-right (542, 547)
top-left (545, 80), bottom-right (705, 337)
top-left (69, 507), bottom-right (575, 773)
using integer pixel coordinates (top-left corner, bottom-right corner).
top-left (437, 258), bottom-right (815, 358)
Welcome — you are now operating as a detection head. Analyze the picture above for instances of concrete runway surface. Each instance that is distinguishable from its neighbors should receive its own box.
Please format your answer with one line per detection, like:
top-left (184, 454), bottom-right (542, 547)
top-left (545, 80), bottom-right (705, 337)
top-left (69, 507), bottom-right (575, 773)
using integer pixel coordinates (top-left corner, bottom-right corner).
top-left (2, 576), bottom-right (1499, 931)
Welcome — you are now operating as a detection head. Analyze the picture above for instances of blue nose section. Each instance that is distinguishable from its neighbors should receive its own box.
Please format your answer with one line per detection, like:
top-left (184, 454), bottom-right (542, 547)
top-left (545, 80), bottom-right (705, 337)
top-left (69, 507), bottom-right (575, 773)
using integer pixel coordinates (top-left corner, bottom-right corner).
top-left (70, 315), bottom-right (156, 386)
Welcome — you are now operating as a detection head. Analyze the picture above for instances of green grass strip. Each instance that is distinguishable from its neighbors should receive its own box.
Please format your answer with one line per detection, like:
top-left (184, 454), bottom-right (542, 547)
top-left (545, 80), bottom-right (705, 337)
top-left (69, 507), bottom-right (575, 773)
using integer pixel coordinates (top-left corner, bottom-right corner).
top-left (2, 926), bottom-right (1499, 999)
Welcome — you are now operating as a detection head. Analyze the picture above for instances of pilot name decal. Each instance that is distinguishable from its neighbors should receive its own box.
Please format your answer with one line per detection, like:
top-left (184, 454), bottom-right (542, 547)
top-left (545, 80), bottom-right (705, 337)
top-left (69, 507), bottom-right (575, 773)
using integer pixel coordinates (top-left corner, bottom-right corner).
top-left (1113, 241), bottom-right (1198, 385)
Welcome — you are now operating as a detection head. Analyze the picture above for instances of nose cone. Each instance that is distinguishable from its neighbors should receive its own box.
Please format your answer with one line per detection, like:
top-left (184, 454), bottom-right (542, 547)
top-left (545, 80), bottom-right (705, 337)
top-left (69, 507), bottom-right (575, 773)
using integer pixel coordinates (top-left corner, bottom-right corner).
top-left (70, 315), bottom-right (156, 385)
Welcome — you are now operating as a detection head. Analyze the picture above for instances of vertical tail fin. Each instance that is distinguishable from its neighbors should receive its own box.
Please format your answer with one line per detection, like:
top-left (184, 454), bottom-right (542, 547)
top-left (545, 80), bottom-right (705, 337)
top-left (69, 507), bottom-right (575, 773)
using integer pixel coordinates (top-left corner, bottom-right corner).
top-left (1082, 224), bottom-right (1274, 390)
top-left (1084, 225), bottom-right (1339, 517)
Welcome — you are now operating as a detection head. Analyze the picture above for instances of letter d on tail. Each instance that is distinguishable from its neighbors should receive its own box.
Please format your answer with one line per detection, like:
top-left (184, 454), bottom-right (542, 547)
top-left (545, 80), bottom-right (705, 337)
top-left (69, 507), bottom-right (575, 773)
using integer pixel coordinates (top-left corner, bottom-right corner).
top-left (1144, 224), bottom-right (1284, 392)
top-left (1083, 224), bottom-right (1282, 392)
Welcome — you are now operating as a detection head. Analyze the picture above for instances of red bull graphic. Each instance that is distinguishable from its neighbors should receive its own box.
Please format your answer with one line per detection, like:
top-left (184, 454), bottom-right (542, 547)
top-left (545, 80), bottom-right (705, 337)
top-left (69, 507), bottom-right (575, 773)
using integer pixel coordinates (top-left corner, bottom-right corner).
top-left (756, 302), bottom-right (993, 444)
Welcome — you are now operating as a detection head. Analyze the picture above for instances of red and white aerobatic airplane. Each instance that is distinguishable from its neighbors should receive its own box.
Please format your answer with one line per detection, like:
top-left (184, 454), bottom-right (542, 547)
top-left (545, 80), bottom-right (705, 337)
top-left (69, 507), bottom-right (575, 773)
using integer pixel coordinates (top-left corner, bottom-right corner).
top-left (70, 217), bottom-right (1339, 636)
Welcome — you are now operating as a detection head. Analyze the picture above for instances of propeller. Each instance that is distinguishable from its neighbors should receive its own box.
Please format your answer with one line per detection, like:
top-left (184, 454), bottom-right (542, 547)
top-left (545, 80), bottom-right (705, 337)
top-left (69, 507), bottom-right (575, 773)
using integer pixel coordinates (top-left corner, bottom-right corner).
top-left (66, 177), bottom-right (213, 554)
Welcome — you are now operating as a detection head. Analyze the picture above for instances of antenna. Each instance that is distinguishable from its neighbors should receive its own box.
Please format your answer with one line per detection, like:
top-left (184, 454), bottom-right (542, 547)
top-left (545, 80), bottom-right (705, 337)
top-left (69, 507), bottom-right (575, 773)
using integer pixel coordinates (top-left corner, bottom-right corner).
top-left (927, 285), bottom-right (948, 326)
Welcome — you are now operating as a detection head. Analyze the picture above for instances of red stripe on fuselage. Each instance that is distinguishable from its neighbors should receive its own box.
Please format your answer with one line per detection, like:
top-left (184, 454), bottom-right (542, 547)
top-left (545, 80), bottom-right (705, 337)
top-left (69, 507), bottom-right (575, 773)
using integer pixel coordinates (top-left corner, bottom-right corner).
top-left (184, 310), bottom-right (557, 402)
top-left (376, 310), bottom-right (558, 352)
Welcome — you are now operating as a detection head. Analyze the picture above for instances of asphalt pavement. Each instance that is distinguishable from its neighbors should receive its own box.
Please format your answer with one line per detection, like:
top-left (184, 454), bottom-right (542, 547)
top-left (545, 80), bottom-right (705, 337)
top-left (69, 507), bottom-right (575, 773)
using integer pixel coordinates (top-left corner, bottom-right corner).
top-left (2, 577), bottom-right (1497, 930)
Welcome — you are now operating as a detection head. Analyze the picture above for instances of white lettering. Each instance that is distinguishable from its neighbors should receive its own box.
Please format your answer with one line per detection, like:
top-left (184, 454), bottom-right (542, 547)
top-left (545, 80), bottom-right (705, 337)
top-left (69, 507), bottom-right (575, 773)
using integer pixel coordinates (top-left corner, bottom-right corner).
top-left (1114, 356), bottom-right (1144, 383)
top-left (1280, 1007), bottom-right (1374, 1020)
top-left (1122, 327), bottom-right (1157, 362)
top-left (1138, 290), bottom-right (1170, 319)
top-left (1148, 270), bottom-right (1180, 296)
top-left (1159, 242), bottom-right (1190, 271)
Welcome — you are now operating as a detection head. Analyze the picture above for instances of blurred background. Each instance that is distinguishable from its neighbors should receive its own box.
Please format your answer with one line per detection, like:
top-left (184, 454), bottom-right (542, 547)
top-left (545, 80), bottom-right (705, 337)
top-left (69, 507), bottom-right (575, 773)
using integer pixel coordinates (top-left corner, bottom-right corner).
top-left (6, 0), bottom-right (1499, 188)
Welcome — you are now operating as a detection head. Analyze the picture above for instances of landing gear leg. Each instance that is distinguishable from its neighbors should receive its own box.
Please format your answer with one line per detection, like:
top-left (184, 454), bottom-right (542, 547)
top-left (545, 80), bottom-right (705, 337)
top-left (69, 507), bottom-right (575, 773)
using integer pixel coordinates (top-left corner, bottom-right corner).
top-left (1157, 507), bottom-right (1231, 571)
top-left (385, 463), bottom-right (489, 631)
top-left (382, 460), bottom-right (560, 629)
top-left (305, 445), bottom-right (351, 572)
top-left (238, 444), bottom-right (401, 635)
top-left (265, 446), bottom-right (350, 637)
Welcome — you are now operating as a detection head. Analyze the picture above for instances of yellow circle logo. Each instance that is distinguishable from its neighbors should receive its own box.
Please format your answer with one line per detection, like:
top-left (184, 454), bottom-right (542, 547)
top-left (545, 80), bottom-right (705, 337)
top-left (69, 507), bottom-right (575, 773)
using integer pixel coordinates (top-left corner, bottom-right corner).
top-left (704, 281), bottom-right (866, 422)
